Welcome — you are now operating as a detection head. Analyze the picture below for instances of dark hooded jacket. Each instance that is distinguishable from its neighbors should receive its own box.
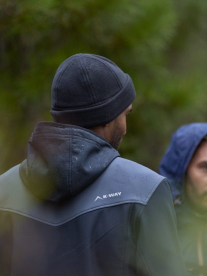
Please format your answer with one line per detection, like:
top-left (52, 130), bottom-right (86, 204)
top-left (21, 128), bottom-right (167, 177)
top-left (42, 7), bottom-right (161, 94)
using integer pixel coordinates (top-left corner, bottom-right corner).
top-left (159, 123), bottom-right (207, 276)
top-left (0, 122), bottom-right (186, 276)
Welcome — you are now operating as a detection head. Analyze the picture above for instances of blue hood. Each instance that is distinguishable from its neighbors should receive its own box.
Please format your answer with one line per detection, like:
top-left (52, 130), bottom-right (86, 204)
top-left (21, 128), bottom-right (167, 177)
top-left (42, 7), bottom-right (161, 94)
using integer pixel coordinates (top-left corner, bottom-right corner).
top-left (159, 123), bottom-right (207, 201)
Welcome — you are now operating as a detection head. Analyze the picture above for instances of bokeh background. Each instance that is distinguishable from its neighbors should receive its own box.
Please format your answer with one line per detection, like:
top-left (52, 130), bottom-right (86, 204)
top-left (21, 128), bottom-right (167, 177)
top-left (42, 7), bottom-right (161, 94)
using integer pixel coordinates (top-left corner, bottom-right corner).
top-left (1, 0), bottom-right (207, 174)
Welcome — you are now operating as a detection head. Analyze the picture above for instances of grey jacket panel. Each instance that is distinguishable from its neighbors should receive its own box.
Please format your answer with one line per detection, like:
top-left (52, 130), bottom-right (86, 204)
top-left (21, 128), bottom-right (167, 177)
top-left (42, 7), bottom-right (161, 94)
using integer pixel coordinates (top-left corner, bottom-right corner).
top-left (0, 157), bottom-right (163, 226)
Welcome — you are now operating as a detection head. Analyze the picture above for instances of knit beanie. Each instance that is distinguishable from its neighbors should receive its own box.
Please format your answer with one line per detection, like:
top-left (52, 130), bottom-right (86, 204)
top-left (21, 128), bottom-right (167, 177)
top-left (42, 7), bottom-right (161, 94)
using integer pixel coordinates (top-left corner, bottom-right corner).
top-left (50, 53), bottom-right (136, 128)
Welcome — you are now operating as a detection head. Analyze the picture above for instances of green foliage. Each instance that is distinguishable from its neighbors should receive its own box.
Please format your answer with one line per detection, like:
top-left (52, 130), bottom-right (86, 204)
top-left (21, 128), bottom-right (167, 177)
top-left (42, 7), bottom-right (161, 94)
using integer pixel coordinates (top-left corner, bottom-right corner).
top-left (0, 0), bottom-right (207, 173)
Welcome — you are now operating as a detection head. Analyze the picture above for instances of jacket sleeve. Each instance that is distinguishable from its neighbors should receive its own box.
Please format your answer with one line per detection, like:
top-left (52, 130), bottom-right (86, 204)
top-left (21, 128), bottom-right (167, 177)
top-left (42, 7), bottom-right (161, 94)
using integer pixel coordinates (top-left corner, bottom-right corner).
top-left (135, 178), bottom-right (187, 276)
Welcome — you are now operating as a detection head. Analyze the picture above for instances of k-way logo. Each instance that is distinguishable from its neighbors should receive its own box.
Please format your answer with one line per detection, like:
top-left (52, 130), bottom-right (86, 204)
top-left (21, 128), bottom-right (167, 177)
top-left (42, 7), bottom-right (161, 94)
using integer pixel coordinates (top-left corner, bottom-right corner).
top-left (94, 192), bottom-right (122, 202)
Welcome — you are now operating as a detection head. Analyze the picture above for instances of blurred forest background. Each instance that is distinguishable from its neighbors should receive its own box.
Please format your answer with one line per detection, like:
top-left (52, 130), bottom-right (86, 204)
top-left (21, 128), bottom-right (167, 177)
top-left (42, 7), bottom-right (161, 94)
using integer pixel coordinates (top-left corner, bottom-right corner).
top-left (1, 0), bottom-right (207, 174)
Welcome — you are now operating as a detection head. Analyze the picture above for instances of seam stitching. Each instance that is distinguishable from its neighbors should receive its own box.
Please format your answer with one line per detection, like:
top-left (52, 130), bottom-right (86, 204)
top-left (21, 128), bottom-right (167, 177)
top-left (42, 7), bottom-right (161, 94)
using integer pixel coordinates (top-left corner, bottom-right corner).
top-left (0, 201), bottom-right (146, 227)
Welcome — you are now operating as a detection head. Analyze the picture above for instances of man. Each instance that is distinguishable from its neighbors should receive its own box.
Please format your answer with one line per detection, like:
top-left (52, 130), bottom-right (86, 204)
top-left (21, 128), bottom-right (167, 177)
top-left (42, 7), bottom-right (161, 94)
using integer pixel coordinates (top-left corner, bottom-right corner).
top-left (159, 123), bottom-right (207, 275)
top-left (0, 54), bottom-right (186, 275)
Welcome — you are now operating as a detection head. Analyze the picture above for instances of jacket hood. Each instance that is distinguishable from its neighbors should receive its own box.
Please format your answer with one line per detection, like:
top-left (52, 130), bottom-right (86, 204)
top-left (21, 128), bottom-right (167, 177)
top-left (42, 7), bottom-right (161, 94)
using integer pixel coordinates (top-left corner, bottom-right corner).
top-left (159, 123), bottom-right (207, 201)
top-left (20, 122), bottom-right (119, 203)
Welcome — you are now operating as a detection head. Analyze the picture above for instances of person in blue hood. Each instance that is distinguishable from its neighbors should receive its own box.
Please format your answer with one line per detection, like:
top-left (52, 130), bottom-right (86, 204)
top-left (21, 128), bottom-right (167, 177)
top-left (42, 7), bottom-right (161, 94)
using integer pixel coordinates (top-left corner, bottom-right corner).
top-left (0, 54), bottom-right (186, 276)
top-left (159, 123), bottom-right (207, 276)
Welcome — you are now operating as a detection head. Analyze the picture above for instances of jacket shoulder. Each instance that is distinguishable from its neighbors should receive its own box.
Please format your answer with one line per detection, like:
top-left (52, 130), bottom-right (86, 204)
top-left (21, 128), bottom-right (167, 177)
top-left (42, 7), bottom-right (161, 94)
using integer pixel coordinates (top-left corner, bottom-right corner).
top-left (112, 157), bottom-right (164, 183)
top-left (0, 165), bottom-right (20, 182)
top-left (0, 165), bottom-right (21, 192)
top-left (0, 165), bottom-right (23, 207)
top-left (0, 159), bottom-right (166, 226)
top-left (103, 157), bottom-right (166, 205)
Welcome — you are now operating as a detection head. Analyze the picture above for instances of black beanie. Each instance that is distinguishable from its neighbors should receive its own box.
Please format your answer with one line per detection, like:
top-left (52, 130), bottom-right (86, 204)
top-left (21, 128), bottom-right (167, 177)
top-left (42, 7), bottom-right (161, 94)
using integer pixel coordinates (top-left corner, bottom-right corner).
top-left (50, 53), bottom-right (136, 128)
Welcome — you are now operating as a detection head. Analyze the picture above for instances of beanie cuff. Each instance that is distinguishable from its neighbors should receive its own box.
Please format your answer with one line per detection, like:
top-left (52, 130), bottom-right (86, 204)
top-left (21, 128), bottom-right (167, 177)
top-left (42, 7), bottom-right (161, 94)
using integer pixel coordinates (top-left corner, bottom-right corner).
top-left (50, 75), bottom-right (136, 128)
